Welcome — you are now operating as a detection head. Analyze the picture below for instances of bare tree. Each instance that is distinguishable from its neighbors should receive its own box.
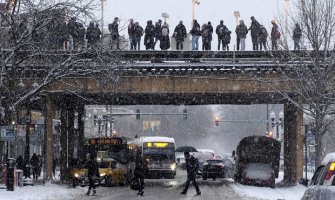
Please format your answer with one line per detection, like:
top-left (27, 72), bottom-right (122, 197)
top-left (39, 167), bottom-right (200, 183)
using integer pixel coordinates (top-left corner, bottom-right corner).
top-left (265, 0), bottom-right (335, 166)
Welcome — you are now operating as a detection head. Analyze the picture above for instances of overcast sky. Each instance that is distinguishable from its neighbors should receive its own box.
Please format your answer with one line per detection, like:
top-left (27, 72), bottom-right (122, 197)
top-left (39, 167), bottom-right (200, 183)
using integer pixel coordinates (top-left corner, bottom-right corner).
top-left (100, 0), bottom-right (292, 50)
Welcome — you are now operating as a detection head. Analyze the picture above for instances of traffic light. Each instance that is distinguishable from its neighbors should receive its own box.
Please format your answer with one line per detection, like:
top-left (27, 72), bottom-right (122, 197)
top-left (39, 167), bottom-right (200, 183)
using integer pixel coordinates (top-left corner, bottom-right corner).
top-left (214, 116), bottom-right (220, 126)
top-left (183, 108), bottom-right (187, 119)
top-left (136, 109), bottom-right (140, 119)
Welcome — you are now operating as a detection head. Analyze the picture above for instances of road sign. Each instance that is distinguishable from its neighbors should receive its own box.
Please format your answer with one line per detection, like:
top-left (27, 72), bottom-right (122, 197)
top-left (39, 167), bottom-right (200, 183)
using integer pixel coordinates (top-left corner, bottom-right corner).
top-left (0, 126), bottom-right (15, 141)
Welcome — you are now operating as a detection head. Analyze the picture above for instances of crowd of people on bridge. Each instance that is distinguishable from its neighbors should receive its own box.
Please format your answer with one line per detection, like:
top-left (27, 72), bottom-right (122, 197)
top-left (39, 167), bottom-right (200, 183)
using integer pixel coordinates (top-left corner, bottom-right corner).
top-left (14, 14), bottom-right (303, 51)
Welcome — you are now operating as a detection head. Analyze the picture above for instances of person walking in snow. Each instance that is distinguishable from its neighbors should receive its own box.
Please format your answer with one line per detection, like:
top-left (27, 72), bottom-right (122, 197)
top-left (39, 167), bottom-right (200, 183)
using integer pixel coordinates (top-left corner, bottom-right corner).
top-left (181, 151), bottom-right (201, 196)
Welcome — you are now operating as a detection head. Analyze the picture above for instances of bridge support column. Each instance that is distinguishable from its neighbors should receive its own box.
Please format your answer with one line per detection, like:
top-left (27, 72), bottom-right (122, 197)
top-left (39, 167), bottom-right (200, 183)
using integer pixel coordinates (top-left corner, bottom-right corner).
top-left (282, 102), bottom-right (304, 185)
top-left (45, 95), bottom-right (55, 181)
top-left (59, 107), bottom-right (68, 181)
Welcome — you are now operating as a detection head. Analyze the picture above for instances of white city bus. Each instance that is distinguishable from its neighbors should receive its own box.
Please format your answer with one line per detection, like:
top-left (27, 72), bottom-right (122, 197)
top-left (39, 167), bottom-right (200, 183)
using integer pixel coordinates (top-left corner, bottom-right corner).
top-left (130, 136), bottom-right (176, 179)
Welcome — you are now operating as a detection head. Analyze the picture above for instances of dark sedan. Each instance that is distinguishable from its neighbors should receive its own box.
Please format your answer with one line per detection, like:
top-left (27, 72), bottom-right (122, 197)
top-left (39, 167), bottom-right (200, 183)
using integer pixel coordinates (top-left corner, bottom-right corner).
top-left (202, 158), bottom-right (235, 180)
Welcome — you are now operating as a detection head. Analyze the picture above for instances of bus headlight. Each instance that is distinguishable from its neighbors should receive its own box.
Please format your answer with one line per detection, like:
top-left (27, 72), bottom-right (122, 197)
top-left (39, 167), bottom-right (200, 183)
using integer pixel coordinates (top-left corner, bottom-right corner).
top-left (100, 173), bottom-right (106, 177)
top-left (170, 163), bottom-right (176, 171)
top-left (74, 173), bottom-right (80, 178)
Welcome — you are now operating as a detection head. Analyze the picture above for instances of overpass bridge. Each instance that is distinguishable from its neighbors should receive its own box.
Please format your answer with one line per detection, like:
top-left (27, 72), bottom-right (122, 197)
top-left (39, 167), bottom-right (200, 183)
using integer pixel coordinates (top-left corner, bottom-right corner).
top-left (5, 50), bottom-right (315, 184)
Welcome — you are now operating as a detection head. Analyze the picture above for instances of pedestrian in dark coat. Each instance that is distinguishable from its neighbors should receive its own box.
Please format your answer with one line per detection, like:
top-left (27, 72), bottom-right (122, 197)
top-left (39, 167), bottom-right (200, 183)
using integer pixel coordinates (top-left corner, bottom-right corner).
top-left (30, 153), bottom-right (39, 180)
top-left (160, 22), bottom-right (170, 50)
top-left (181, 152), bottom-right (201, 196)
top-left (249, 16), bottom-right (261, 50)
top-left (223, 29), bottom-right (232, 51)
top-left (201, 23), bottom-right (211, 50)
top-left (190, 19), bottom-right (201, 50)
top-left (134, 150), bottom-right (148, 196)
top-left (271, 20), bottom-right (281, 50)
top-left (58, 21), bottom-right (69, 50)
top-left (154, 19), bottom-right (162, 49)
top-left (86, 22), bottom-right (96, 48)
top-left (259, 25), bottom-right (268, 50)
top-left (133, 22), bottom-right (143, 50)
top-left (109, 17), bottom-right (120, 50)
top-left (207, 21), bottom-right (213, 50)
top-left (216, 20), bottom-right (228, 50)
top-left (173, 21), bottom-right (187, 50)
top-left (128, 19), bottom-right (136, 50)
top-left (16, 155), bottom-right (24, 171)
top-left (144, 20), bottom-right (155, 50)
top-left (93, 24), bottom-right (102, 44)
top-left (235, 20), bottom-right (248, 51)
top-left (293, 23), bottom-right (302, 50)
top-left (86, 154), bottom-right (99, 196)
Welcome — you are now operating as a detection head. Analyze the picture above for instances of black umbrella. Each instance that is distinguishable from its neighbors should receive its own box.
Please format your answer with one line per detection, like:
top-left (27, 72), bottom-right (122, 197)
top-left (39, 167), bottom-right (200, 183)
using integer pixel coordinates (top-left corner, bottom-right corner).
top-left (175, 146), bottom-right (198, 152)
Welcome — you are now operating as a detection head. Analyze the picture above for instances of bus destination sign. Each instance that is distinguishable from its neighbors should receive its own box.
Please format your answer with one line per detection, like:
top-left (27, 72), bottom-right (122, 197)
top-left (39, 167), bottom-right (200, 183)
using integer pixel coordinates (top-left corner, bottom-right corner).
top-left (89, 138), bottom-right (123, 145)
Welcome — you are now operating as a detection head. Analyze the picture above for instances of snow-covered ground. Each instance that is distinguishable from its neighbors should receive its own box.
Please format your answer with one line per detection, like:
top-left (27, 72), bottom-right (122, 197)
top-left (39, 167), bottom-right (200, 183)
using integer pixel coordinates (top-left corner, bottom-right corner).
top-left (0, 171), bottom-right (312, 200)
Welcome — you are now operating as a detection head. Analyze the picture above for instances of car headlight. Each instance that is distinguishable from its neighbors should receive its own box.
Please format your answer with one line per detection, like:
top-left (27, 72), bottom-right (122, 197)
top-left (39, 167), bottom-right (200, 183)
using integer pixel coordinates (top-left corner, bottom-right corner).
top-left (100, 173), bottom-right (106, 177)
top-left (170, 163), bottom-right (176, 171)
top-left (74, 173), bottom-right (79, 178)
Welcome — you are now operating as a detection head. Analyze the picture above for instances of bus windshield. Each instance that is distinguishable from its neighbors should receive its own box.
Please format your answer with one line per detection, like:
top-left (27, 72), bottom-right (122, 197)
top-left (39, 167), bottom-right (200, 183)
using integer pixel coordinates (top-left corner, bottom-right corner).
top-left (143, 142), bottom-right (175, 161)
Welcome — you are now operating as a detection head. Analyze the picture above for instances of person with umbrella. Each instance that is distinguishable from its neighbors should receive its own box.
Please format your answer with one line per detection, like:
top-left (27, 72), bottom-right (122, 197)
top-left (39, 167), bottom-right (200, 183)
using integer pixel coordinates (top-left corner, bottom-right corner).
top-left (181, 151), bottom-right (201, 196)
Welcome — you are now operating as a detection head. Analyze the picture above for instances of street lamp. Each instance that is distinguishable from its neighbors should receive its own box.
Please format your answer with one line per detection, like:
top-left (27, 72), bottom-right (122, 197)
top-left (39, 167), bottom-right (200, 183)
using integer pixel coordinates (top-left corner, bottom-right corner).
top-left (161, 13), bottom-right (169, 23)
top-left (234, 11), bottom-right (240, 26)
top-left (101, 0), bottom-right (106, 35)
top-left (192, 0), bottom-right (200, 21)
top-left (284, 0), bottom-right (290, 37)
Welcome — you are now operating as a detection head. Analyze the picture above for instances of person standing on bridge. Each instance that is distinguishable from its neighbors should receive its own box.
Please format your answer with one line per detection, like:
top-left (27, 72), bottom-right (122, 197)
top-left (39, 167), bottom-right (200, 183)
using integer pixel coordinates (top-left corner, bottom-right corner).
top-left (181, 151), bottom-right (201, 196)
top-left (134, 22), bottom-right (144, 50)
top-left (154, 19), bottom-right (162, 50)
top-left (235, 20), bottom-right (248, 51)
top-left (128, 19), bottom-right (136, 50)
top-left (144, 20), bottom-right (155, 50)
top-left (259, 25), bottom-right (268, 50)
top-left (172, 21), bottom-right (187, 50)
top-left (216, 20), bottom-right (228, 50)
top-left (109, 17), bottom-right (120, 50)
top-left (160, 22), bottom-right (170, 50)
top-left (190, 19), bottom-right (201, 50)
top-left (207, 21), bottom-right (214, 50)
top-left (271, 20), bottom-right (281, 50)
top-left (248, 16), bottom-right (261, 50)
top-left (201, 23), bottom-right (211, 50)
top-left (293, 23), bottom-right (302, 50)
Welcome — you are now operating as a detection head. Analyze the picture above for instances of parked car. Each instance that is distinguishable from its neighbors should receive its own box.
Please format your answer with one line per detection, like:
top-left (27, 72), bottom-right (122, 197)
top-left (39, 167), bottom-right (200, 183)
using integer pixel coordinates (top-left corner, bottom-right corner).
top-left (194, 149), bottom-right (215, 173)
top-left (240, 163), bottom-right (275, 188)
top-left (301, 152), bottom-right (335, 200)
top-left (202, 158), bottom-right (235, 180)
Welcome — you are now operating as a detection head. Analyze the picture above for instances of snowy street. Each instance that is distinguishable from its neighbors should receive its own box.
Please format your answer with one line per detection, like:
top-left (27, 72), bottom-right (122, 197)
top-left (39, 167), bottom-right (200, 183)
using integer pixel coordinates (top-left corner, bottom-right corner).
top-left (0, 170), bottom-right (308, 200)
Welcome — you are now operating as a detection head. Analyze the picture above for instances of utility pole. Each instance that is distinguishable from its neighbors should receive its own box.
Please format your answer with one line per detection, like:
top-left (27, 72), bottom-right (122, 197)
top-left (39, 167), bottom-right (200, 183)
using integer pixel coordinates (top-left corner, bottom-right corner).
top-left (192, 0), bottom-right (200, 21)
top-left (101, 0), bottom-right (106, 35)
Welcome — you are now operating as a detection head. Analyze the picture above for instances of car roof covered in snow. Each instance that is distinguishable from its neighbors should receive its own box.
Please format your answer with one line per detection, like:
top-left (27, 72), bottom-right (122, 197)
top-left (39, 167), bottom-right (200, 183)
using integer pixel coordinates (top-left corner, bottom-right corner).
top-left (321, 152), bottom-right (335, 165)
top-left (197, 149), bottom-right (215, 154)
top-left (140, 136), bottom-right (175, 143)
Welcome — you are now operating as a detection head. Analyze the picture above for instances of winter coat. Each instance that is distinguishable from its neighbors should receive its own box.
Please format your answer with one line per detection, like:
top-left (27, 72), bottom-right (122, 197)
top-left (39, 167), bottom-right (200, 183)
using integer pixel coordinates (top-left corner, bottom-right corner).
top-left (293, 25), bottom-right (302, 40)
top-left (86, 159), bottom-right (99, 178)
top-left (128, 22), bottom-right (135, 37)
top-left (154, 22), bottom-right (162, 39)
top-left (190, 22), bottom-right (201, 36)
top-left (134, 154), bottom-right (148, 178)
top-left (216, 24), bottom-right (228, 39)
top-left (235, 23), bottom-right (248, 39)
top-left (249, 20), bottom-right (261, 38)
top-left (144, 23), bottom-right (155, 46)
top-left (109, 21), bottom-right (119, 39)
top-left (207, 23), bottom-right (213, 41)
top-left (271, 23), bottom-right (280, 40)
top-left (259, 27), bottom-right (268, 42)
top-left (72, 22), bottom-right (85, 40)
top-left (93, 26), bottom-right (102, 43)
top-left (30, 154), bottom-right (39, 169)
top-left (201, 25), bottom-right (211, 44)
top-left (86, 22), bottom-right (95, 43)
top-left (173, 24), bottom-right (187, 41)
top-left (134, 25), bottom-right (144, 38)
top-left (223, 30), bottom-right (232, 44)
top-left (185, 155), bottom-right (199, 176)
top-left (160, 25), bottom-right (170, 50)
